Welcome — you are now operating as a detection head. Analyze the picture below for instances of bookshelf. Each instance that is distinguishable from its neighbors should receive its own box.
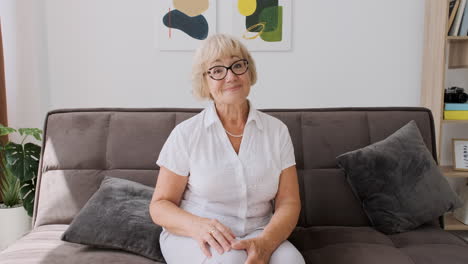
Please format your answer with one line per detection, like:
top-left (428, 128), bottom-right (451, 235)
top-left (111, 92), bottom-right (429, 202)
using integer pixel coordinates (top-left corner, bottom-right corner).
top-left (448, 36), bottom-right (468, 41)
top-left (421, 0), bottom-right (468, 231)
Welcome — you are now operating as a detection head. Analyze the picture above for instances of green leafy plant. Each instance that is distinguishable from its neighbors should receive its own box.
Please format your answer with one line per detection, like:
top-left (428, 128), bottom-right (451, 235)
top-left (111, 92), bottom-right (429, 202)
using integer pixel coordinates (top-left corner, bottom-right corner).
top-left (0, 124), bottom-right (42, 217)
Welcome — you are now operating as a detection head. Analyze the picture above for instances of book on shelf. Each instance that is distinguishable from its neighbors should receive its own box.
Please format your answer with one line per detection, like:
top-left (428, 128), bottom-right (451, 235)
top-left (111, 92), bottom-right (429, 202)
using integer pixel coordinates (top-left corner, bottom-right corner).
top-left (444, 110), bottom-right (468, 120)
top-left (460, 0), bottom-right (468, 36)
top-left (449, 0), bottom-right (467, 36)
top-left (449, 0), bottom-right (461, 35)
top-left (450, 0), bottom-right (460, 15)
top-left (445, 103), bottom-right (468, 110)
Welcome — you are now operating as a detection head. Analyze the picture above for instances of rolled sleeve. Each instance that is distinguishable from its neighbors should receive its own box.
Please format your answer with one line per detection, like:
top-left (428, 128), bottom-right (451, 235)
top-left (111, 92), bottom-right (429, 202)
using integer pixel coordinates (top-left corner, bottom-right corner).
top-left (279, 124), bottom-right (296, 171)
top-left (156, 126), bottom-right (190, 176)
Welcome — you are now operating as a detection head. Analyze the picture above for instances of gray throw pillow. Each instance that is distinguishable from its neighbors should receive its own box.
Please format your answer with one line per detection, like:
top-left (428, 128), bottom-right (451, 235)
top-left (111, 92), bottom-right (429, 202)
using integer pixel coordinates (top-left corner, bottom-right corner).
top-left (336, 120), bottom-right (462, 234)
top-left (61, 176), bottom-right (164, 262)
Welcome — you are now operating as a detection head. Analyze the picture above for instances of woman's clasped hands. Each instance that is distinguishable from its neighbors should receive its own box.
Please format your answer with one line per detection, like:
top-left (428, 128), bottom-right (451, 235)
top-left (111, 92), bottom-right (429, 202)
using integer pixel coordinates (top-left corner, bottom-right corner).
top-left (193, 218), bottom-right (274, 264)
top-left (231, 237), bottom-right (274, 264)
top-left (193, 218), bottom-right (236, 258)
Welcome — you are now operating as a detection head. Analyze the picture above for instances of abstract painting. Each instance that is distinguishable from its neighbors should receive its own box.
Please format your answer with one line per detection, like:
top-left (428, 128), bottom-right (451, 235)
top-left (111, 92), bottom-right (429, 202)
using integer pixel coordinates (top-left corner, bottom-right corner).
top-left (232, 0), bottom-right (292, 51)
top-left (158, 0), bottom-right (217, 50)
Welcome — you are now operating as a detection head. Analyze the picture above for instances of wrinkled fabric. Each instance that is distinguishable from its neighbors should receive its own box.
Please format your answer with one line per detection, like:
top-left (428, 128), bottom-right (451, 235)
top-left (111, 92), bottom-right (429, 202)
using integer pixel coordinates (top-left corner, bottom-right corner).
top-left (337, 120), bottom-right (462, 234)
top-left (61, 177), bottom-right (164, 262)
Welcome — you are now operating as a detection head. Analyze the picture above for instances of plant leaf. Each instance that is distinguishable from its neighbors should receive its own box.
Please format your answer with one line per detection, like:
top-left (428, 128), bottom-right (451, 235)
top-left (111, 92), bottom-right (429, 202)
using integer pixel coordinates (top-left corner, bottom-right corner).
top-left (4, 142), bottom-right (41, 182)
top-left (0, 161), bottom-right (21, 206)
top-left (18, 128), bottom-right (43, 140)
top-left (5, 142), bottom-right (24, 181)
top-left (0, 124), bottom-right (16, 137)
top-left (22, 143), bottom-right (40, 181)
top-left (32, 132), bottom-right (42, 141)
top-left (20, 180), bottom-right (35, 217)
top-left (0, 126), bottom-right (42, 211)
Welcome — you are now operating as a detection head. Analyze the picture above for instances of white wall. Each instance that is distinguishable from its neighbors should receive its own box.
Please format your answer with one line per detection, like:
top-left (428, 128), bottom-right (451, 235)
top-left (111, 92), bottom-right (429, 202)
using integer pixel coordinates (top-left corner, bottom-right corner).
top-left (1, 0), bottom-right (49, 133)
top-left (43, 0), bottom-right (425, 110)
top-left (3, 0), bottom-right (426, 128)
top-left (15, 1), bottom-right (49, 129)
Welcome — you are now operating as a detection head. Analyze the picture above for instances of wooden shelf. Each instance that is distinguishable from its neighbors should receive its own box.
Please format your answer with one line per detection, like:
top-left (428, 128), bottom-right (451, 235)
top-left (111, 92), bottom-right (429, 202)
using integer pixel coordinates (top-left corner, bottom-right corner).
top-left (441, 165), bottom-right (468, 177)
top-left (445, 213), bottom-right (468, 230)
top-left (442, 119), bottom-right (468, 124)
top-left (447, 36), bottom-right (468, 41)
top-left (448, 40), bottom-right (468, 68)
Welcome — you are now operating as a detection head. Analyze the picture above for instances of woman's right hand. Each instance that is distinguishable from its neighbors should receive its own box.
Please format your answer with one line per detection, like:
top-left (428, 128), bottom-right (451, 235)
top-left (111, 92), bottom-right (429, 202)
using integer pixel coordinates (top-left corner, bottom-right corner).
top-left (192, 217), bottom-right (237, 258)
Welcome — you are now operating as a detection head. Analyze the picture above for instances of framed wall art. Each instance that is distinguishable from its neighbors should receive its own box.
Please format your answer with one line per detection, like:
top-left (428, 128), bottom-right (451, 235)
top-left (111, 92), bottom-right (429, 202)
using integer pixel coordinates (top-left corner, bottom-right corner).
top-left (232, 0), bottom-right (292, 51)
top-left (157, 0), bottom-right (217, 50)
top-left (452, 138), bottom-right (468, 171)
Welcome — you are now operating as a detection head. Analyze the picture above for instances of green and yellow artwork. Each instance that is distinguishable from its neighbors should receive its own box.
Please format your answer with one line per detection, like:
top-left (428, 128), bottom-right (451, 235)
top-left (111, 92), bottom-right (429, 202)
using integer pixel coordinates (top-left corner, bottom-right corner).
top-left (233, 0), bottom-right (291, 51)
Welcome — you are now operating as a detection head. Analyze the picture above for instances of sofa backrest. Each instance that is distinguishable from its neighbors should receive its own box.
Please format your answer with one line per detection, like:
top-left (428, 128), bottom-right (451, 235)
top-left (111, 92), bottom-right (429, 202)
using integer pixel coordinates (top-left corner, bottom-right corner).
top-left (33, 107), bottom-right (436, 229)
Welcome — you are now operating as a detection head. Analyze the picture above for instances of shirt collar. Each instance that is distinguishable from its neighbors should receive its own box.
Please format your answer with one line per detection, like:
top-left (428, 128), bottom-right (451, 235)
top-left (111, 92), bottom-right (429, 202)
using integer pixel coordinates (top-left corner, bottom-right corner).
top-left (204, 100), bottom-right (263, 131)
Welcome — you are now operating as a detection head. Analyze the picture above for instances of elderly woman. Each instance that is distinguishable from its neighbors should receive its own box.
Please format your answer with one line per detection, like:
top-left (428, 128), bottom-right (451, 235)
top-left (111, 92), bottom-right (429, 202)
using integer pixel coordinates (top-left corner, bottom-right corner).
top-left (150, 34), bottom-right (305, 264)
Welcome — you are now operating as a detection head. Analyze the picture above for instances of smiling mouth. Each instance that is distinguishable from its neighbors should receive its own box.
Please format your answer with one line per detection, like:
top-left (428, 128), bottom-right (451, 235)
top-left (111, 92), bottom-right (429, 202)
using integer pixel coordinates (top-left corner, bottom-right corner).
top-left (224, 86), bottom-right (241, 91)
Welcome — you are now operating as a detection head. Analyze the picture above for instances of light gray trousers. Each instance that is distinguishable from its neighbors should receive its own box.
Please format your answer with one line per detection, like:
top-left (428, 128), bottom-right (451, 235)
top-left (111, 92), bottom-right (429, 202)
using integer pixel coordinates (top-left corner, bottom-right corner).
top-left (160, 229), bottom-right (306, 264)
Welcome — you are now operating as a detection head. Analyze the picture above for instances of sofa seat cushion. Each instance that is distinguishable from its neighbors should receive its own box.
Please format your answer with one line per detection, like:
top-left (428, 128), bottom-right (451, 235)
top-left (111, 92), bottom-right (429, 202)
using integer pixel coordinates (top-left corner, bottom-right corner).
top-left (0, 225), bottom-right (163, 264)
top-left (388, 224), bottom-right (467, 247)
top-left (289, 225), bottom-right (468, 264)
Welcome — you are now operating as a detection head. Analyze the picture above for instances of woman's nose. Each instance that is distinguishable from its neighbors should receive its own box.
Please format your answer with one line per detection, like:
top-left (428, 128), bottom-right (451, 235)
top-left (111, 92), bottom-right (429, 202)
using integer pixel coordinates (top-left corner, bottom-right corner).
top-left (225, 69), bottom-right (237, 81)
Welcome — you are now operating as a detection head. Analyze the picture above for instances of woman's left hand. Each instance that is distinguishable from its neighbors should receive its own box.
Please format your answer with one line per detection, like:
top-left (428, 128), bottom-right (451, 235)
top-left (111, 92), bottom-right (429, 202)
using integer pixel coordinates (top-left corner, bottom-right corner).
top-left (231, 237), bottom-right (274, 264)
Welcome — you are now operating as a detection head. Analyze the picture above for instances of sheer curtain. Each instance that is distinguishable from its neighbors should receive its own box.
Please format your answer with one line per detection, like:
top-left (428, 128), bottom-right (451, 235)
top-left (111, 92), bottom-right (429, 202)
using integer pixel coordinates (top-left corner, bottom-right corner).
top-left (0, 19), bottom-right (7, 134)
top-left (0, 19), bottom-right (7, 203)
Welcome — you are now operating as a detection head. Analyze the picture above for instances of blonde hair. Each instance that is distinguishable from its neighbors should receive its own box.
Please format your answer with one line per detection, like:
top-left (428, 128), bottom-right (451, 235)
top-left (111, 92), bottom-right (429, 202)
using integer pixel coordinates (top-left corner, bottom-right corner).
top-left (191, 34), bottom-right (257, 100)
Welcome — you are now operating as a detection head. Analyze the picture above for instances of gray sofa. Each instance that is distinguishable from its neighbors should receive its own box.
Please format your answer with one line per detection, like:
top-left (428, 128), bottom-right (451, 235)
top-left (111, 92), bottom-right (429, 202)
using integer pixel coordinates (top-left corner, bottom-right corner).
top-left (1, 107), bottom-right (467, 264)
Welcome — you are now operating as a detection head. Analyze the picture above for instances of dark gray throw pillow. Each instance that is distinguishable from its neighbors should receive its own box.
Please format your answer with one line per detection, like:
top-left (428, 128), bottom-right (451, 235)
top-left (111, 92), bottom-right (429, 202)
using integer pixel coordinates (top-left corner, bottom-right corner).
top-left (336, 120), bottom-right (462, 234)
top-left (61, 176), bottom-right (164, 262)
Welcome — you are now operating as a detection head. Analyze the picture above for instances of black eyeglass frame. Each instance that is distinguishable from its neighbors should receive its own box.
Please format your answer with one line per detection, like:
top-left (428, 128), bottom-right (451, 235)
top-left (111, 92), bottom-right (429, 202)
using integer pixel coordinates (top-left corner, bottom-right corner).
top-left (206, 59), bottom-right (249, 80)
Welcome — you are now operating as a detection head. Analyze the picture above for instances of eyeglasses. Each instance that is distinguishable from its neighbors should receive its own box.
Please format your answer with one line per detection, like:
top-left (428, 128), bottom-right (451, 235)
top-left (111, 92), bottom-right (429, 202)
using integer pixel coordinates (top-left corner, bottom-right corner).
top-left (206, 59), bottom-right (249, 80)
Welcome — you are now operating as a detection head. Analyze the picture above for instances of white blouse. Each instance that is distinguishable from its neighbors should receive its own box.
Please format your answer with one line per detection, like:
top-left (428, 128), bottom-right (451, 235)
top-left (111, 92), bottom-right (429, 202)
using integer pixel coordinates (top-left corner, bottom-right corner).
top-left (156, 101), bottom-right (296, 237)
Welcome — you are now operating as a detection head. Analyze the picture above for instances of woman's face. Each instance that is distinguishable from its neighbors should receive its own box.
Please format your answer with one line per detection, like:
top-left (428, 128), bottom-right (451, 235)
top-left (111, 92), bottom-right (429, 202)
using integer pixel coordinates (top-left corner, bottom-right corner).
top-left (205, 56), bottom-right (251, 105)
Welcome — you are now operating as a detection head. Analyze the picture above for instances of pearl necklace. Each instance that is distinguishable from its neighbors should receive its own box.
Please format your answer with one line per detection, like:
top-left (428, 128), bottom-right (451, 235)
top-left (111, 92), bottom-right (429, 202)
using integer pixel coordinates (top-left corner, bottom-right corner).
top-left (225, 129), bottom-right (243, 138)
